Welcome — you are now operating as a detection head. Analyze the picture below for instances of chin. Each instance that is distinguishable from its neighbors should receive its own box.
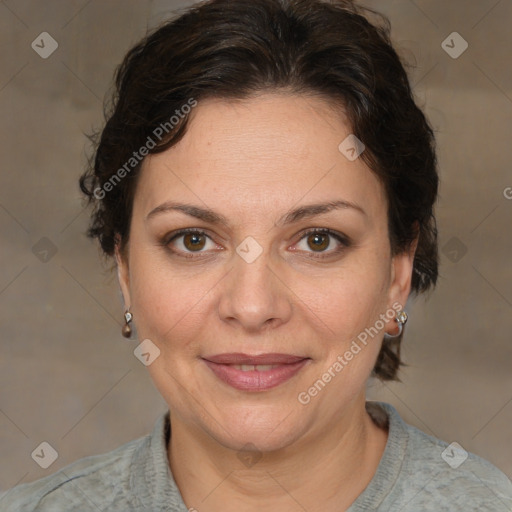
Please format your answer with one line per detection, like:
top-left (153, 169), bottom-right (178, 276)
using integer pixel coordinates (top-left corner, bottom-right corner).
top-left (209, 406), bottom-right (306, 453)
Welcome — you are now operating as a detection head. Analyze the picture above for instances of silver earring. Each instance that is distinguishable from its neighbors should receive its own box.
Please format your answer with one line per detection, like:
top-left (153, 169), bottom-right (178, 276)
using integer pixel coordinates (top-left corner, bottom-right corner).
top-left (386, 310), bottom-right (408, 338)
top-left (122, 310), bottom-right (133, 338)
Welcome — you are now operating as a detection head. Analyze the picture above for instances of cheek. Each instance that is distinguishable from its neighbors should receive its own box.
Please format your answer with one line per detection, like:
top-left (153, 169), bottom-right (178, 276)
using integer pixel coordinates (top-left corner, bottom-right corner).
top-left (294, 258), bottom-right (391, 343)
top-left (300, 271), bottom-right (389, 393)
top-left (128, 250), bottom-right (212, 346)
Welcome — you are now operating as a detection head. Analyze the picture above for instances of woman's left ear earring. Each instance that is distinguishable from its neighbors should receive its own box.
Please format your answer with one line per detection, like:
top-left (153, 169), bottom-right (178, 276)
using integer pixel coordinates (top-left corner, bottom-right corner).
top-left (385, 310), bottom-right (408, 338)
top-left (122, 310), bottom-right (133, 339)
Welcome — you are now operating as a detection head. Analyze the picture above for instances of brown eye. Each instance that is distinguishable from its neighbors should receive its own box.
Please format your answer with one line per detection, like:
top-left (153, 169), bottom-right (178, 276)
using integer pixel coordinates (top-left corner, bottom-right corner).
top-left (294, 229), bottom-right (349, 258)
top-left (307, 232), bottom-right (330, 252)
top-left (165, 229), bottom-right (216, 257)
top-left (182, 232), bottom-right (207, 251)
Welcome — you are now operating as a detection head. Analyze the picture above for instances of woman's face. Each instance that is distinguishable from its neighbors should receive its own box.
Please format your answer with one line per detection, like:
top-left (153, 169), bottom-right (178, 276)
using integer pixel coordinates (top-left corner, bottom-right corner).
top-left (117, 93), bottom-right (415, 451)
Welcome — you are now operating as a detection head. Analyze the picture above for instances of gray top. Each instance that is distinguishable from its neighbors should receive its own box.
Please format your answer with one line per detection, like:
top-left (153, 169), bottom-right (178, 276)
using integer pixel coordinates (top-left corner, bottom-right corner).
top-left (1, 402), bottom-right (511, 511)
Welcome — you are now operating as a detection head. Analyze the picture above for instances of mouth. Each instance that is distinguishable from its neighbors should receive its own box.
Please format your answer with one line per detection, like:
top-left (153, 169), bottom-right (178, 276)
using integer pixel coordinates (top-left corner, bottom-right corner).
top-left (202, 353), bottom-right (311, 391)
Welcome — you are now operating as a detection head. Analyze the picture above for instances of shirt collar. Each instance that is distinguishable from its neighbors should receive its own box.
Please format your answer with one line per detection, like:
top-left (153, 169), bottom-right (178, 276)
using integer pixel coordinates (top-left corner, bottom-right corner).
top-left (130, 410), bottom-right (188, 511)
top-left (348, 401), bottom-right (409, 510)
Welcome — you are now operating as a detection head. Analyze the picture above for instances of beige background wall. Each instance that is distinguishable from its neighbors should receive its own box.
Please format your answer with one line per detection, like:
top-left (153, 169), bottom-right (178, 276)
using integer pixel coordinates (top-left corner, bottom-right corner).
top-left (0, 0), bottom-right (511, 492)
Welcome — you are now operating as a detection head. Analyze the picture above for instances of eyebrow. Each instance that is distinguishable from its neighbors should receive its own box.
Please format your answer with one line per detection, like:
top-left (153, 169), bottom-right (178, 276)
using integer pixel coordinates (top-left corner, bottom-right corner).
top-left (145, 199), bottom-right (366, 226)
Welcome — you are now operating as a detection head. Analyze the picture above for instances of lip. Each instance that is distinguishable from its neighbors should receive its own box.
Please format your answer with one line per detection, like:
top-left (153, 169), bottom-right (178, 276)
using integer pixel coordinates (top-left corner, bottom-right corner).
top-left (203, 353), bottom-right (307, 365)
top-left (202, 353), bottom-right (310, 391)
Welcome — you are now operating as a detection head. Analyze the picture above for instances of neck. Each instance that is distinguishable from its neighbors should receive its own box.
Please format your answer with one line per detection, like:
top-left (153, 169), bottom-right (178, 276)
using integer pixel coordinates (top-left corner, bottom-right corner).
top-left (168, 396), bottom-right (388, 512)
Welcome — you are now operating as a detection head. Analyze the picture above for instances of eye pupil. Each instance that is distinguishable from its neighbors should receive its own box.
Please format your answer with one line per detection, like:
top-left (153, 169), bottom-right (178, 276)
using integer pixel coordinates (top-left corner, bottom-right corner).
top-left (184, 233), bottom-right (206, 251)
top-left (308, 233), bottom-right (329, 251)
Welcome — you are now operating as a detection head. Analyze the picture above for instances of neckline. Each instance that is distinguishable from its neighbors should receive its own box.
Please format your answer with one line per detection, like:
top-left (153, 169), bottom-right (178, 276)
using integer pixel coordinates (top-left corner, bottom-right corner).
top-left (130, 409), bottom-right (185, 511)
top-left (348, 401), bottom-right (409, 510)
top-left (130, 401), bottom-right (408, 511)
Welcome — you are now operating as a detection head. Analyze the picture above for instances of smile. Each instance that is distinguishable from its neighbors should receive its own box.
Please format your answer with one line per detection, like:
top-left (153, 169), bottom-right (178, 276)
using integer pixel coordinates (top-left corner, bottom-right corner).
top-left (202, 353), bottom-right (310, 391)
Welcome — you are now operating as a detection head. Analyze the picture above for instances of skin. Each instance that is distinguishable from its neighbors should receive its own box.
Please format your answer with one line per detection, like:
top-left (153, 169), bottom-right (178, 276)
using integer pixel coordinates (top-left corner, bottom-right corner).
top-left (115, 93), bottom-right (417, 512)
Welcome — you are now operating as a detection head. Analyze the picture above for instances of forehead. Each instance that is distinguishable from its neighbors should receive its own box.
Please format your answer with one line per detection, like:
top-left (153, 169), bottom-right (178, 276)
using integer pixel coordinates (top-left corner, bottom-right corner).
top-left (135, 93), bottom-right (386, 223)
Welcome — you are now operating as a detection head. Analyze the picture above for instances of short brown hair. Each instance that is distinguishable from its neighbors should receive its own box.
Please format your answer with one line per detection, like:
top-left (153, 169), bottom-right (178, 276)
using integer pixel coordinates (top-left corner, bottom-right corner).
top-left (79, 0), bottom-right (439, 381)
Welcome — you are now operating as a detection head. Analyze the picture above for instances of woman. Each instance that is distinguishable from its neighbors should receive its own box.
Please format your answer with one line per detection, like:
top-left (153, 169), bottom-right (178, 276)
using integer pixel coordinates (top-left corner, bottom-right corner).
top-left (1, 0), bottom-right (510, 510)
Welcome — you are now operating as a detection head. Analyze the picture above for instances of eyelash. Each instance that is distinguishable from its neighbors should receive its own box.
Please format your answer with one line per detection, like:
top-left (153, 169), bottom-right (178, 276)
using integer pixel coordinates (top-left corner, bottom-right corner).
top-left (161, 228), bottom-right (350, 260)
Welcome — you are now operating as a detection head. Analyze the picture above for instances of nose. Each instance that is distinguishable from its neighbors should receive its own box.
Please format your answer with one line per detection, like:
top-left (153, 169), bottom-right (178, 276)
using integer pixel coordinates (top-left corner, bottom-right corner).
top-left (217, 245), bottom-right (293, 332)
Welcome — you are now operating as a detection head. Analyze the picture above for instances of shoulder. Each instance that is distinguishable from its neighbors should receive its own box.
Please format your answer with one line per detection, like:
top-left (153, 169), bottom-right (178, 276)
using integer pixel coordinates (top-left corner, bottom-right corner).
top-left (379, 402), bottom-right (512, 511)
top-left (405, 423), bottom-right (511, 508)
top-left (0, 434), bottom-right (149, 511)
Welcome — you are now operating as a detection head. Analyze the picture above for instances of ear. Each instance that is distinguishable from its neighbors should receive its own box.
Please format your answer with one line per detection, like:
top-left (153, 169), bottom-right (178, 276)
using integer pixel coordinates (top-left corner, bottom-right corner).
top-left (386, 236), bottom-right (419, 317)
top-left (114, 236), bottom-right (131, 309)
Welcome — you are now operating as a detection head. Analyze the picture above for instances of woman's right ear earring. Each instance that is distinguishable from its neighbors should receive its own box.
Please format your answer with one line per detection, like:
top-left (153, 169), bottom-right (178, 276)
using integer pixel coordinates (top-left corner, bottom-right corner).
top-left (122, 310), bottom-right (133, 338)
